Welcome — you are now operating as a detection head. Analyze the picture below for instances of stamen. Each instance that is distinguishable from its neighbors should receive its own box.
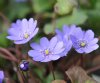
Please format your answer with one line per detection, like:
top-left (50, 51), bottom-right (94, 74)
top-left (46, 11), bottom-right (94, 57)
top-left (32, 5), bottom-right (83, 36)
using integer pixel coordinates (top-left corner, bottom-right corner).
top-left (80, 42), bottom-right (86, 47)
top-left (24, 33), bottom-right (29, 39)
top-left (45, 49), bottom-right (49, 55)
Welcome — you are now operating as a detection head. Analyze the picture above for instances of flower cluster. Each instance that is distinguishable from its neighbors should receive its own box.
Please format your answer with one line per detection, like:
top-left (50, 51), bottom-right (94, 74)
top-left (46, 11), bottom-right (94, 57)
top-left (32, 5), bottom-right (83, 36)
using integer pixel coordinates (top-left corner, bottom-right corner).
top-left (56, 25), bottom-right (99, 54)
top-left (56, 25), bottom-right (82, 56)
top-left (7, 18), bottom-right (99, 62)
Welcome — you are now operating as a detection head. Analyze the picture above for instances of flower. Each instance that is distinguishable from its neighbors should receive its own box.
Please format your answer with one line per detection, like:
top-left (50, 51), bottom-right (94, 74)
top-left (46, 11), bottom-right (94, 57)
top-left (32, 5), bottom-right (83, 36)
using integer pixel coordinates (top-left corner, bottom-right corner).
top-left (56, 24), bottom-right (82, 56)
top-left (28, 36), bottom-right (65, 62)
top-left (7, 18), bottom-right (39, 44)
top-left (70, 29), bottom-right (99, 53)
top-left (0, 71), bottom-right (4, 83)
top-left (19, 60), bottom-right (29, 71)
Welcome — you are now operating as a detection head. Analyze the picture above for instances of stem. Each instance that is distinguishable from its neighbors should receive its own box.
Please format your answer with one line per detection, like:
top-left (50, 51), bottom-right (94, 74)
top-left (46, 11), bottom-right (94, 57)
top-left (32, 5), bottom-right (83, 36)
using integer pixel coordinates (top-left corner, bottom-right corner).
top-left (87, 65), bottom-right (100, 74)
top-left (81, 54), bottom-right (85, 67)
top-left (81, 55), bottom-right (83, 66)
top-left (19, 69), bottom-right (28, 83)
top-left (0, 47), bottom-right (17, 62)
top-left (49, 62), bottom-right (55, 80)
top-left (22, 71), bottom-right (28, 83)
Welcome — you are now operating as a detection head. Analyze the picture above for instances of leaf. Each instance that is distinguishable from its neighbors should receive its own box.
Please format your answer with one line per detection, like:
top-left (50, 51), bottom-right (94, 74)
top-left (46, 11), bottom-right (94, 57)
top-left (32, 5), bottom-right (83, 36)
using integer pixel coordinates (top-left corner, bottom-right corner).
top-left (0, 0), bottom-right (6, 10)
top-left (45, 71), bottom-right (64, 83)
top-left (65, 66), bottom-right (99, 83)
top-left (92, 74), bottom-right (100, 82)
top-left (52, 80), bottom-right (66, 83)
top-left (0, 32), bottom-right (11, 47)
top-left (33, 67), bottom-right (45, 80)
top-left (44, 9), bottom-right (88, 34)
top-left (4, 0), bottom-right (30, 20)
top-left (31, 0), bottom-right (55, 13)
top-left (82, 0), bottom-right (100, 35)
top-left (0, 20), bottom-right (9, 32)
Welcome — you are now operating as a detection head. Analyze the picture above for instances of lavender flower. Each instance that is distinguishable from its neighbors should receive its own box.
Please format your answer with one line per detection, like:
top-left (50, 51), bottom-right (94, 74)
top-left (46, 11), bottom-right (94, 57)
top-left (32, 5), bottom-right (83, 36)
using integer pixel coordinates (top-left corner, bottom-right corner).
top-left (0, 71), bottom-right (4, 83)
top-left (28, 36), bottom-right (65, 62)
top-left (7, 18), bottom-right (39, 44)
top-left (70, 29), bottom-right (99, 53)
top-left (56, 25), bottom-right (82, 56)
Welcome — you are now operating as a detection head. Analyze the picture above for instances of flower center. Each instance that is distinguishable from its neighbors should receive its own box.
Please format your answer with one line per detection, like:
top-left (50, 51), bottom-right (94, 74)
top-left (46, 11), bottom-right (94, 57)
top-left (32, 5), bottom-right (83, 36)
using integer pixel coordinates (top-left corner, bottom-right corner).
top-left (24, 33), bottom-right (29, 39)
top-left (80, 42), bottom-right (86, 47)
top-left (45, 49), bottom-right (49, 55)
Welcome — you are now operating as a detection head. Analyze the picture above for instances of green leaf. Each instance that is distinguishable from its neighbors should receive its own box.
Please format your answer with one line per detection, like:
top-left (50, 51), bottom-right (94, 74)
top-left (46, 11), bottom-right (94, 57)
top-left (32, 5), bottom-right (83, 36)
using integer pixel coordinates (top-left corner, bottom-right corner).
top-left (83, 0), bottom-right (100, 35)
top-left (31, 0), bottom-right (55, 13)
top-left (44, 9), bottom-right (88, 34)
top-left (0, 20), bottom-right (9, 32)
top-left (0, 0), bottom-right (6, 10)
top-left (85, 80), bottom-right (93, 83)
top-left (0, 32), bottom-right (11, 47)
top-left (33, 67), bottom-right (45, 80)
top-left (44, 71), bottom-right (64, 83)
top-left (4, 0), bottom-right (31, 20)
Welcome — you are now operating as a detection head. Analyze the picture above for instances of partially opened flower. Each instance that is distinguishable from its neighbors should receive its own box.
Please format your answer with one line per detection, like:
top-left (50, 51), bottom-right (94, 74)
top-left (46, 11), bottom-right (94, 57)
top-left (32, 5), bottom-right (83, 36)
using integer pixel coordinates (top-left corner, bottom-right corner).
top-left (0, 71), bottom-right (4, 83)
top-left (7, 18), bottom-right (39, 44)
top-left (70, 29), bottom-right (99, 53)
top-left (56, 25), bottom-right (82, 56)
top-left (28, 36), bottom-right (65, 62)
top-left (19, 60), bottom-right (29, 71)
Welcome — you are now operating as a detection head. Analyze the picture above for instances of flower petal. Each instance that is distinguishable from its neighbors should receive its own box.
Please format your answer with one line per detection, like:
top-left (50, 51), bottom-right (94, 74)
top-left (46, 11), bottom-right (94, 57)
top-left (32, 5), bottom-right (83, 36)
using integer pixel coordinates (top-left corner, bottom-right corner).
top-left (0, 71), bottom-right (4, 83)
top-left (14, 28), bottom-right (39, 44)
top-left (7, 36), bottom-right (23, 40)
top-left (89, 38), bottom-right (98, 46)
top-left (76, 48), bottom-right (84, 53)
top-left (84, 30), bottom-right (94, 41)
top-left (21, 18), bottom-right (28, 32)
top-left (40, 37), bottom-right (49, 49)
top-left (29, 18), bottom-right (37, 32)
top-left (49, 54), bottom-right (60, 60)
top-left (70, 35), bottom-right (80, 49)
top-left (84, 44), bottom-right (99, 53)
top-left (49, 36), bottom-right (58, 50)
top-left (54, 48), bottom-right (65, 54)
top-left (54, 41), bottom-right (63, 50)
top-left (33, 56), bottom-right (45, 61)
top-left (41, 56), bottom-right (51, 62)
top-left (53, 41), bottom-right (65, 54)
top-left (62, 25), bottom-right (70, 34)
top-left (30, 43), bottom-right (41, 50)
top-left (56, 29), bottom-right (63, 40)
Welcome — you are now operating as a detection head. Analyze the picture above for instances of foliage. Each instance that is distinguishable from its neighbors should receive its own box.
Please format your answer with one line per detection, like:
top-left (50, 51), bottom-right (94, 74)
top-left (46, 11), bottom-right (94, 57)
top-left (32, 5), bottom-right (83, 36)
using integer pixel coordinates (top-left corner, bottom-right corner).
top-left (0, 0), bottom-right (100, 83)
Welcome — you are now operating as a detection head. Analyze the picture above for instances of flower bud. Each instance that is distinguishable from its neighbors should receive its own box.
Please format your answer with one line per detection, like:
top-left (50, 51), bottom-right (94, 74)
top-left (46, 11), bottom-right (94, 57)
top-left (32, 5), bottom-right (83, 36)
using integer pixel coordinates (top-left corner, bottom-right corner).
top-left (19, 60), bottom-right (29, 71)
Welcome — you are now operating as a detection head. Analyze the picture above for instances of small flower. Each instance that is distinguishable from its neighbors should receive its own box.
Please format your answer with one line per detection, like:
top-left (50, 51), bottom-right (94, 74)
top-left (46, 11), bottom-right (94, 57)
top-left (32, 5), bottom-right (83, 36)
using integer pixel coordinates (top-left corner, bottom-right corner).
top-left (7, 18), bottom-right (39, 44)
top-left (70, 29), bottom-right (99, 53)
top-left (56, 25), bottom-right (82, 56)
top-left (28, 36), bottom-right (65, 62)
top-left (19, 60), bottom-right (29, 71)
top-left (0, 71), bottom-right (4, 83)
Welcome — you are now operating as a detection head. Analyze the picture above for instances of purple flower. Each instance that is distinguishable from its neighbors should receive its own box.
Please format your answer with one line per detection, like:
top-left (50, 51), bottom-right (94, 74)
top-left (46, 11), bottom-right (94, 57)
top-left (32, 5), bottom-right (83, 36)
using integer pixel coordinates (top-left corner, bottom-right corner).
top-left (0, 71), bottom-right (4, 83)
top-left (19, 60), bottom-right (29, 71)
top-left (7, 18), bottom-right (39, 44)
top-left (56, 25), bottom-right (82, 56)
top-left (70, 29), bottom-right (99, 53)
top-left (28, 36), bottom-right (65, 62)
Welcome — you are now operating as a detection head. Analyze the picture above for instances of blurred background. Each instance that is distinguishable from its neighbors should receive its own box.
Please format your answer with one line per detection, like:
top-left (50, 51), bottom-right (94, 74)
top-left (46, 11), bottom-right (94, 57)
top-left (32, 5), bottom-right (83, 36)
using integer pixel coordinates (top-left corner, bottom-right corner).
top-left (0, 0), bottom-right (100, 83)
